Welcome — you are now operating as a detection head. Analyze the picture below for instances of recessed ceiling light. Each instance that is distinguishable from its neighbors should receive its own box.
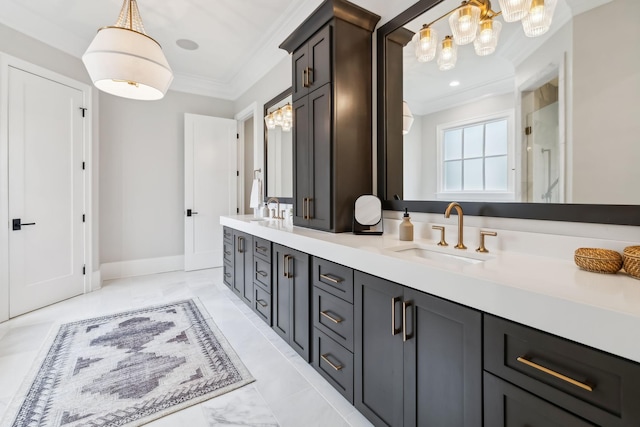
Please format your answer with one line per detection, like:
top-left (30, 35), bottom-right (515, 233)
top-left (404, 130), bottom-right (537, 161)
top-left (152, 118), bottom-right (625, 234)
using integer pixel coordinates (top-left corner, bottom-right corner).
top-left (449, 80), bottom-right (460, 87)
top-left (176, 39), bottom-right (199, 51)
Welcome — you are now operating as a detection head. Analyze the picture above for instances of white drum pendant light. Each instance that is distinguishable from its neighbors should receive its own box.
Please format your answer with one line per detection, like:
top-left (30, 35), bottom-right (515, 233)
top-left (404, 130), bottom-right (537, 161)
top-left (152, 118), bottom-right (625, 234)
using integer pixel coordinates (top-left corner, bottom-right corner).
top-left (82, 0), bottom-right (173, 100)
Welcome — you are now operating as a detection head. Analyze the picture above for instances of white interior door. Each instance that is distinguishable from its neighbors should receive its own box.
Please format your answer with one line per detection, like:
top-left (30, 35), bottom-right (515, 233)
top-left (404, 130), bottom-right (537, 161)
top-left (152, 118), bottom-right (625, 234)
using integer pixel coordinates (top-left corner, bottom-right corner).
top-left (184, 114), bottom-right (237, 271)
top-left (8, 66), bottom-right (85, 317)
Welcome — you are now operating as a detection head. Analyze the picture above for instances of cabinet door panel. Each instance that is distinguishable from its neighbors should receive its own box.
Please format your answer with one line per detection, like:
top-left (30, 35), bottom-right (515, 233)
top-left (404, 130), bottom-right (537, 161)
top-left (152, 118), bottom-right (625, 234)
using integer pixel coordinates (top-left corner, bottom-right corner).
top-left (354, 272), bottom-right (404, 427)
top-left (308, 83), bottom-right (332, 230)
top-left (308, 25), bottom-right (331, 92)
top-left (272, 244), bottom-right (291, 342)
top-left (241, 234), bottom-right (253, 305)
top-left (292, 48), bottom-right (308, 101)
top-left (232, 231), bottom-right (246, 297)
top-left (290, 249), bottom-right (311, 362)
top-left (485, 372), bottom-right (596, 427)
top-left (403, 289), bottom-right (482, 427)
top-left (293, 98), bottom-right (310, 226)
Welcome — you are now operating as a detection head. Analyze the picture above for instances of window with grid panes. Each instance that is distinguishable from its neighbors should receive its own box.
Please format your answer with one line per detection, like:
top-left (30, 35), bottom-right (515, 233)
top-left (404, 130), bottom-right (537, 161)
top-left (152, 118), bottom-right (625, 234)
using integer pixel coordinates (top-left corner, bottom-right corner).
top-left (441, 118), bottom-right (509, 193)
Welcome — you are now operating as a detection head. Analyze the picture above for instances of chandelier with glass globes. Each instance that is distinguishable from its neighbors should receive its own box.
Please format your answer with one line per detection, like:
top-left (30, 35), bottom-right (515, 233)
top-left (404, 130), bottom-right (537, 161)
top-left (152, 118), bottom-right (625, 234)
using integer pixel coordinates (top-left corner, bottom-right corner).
top-left (414, 0), bottom-right (557, 71)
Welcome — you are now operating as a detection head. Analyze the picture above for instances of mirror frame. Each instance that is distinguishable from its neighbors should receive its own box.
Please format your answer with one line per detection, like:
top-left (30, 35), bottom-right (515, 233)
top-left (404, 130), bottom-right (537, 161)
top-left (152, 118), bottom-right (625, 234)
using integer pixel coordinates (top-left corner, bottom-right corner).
top-left (376, 0), bottom-right (640, 226)
top-left (264, 87), bottom-right (294, 204)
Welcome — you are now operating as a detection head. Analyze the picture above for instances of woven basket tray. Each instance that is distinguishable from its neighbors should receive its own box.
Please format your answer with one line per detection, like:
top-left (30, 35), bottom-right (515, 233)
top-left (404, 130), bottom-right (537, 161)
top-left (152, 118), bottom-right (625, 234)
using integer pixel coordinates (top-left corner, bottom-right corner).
top-left (623, 246), bottom-right (640, 279)
top-left (574, 248), bottom-right (623, 274)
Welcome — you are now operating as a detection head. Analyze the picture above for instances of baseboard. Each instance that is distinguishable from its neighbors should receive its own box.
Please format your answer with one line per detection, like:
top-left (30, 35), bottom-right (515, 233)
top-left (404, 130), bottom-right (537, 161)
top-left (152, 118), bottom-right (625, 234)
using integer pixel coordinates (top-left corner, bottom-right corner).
top-left (91, 270), bottom-right (102, 291)
top-left (101, 255), bottom-right (185, 281)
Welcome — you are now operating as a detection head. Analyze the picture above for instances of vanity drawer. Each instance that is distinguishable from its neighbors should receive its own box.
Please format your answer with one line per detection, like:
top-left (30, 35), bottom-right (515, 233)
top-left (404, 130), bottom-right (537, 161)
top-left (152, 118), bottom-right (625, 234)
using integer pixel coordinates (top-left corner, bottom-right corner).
top-left (484, 314), bottom-right (640, 426)
top-left (313, 328), bottom-right (354, 404)
top-left (312, 257), bottom-right (353, 303)
top-left (223, 262), bottom-right (233, 289)
top-left (484, 372), bottom-right (595, 427)
top-left (223, 226), bottom-right (232, 243)
top-left (253, 257), bottom-right (271, 293)
top-left (253, 285), bottom-right (271, 325)
top-left (223, 240), bottom-right (234, 265)
top-left (313, 287), bottom-right (353, 352)
top-left (253, 237), bottom-right (271, 262)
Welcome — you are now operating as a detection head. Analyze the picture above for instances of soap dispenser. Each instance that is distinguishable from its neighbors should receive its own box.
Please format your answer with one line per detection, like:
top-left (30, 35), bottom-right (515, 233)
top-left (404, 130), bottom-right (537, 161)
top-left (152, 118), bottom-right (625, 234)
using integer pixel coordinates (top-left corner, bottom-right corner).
top-left (399, 208), bottom-right (414, 241)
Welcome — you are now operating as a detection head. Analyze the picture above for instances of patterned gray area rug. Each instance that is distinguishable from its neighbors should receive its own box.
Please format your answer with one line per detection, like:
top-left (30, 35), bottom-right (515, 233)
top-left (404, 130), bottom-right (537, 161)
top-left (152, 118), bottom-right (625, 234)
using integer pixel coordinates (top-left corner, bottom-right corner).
top-left (3, 299), bottom-right (254, 427)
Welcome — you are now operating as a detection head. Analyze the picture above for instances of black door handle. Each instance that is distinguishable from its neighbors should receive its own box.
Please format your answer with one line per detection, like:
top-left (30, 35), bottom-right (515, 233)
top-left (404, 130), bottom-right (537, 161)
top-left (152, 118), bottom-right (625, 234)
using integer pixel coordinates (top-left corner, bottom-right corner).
top-left (186, 209), bottom-right (199, 217)
top-left (12, 219), bottom-right (36, 231)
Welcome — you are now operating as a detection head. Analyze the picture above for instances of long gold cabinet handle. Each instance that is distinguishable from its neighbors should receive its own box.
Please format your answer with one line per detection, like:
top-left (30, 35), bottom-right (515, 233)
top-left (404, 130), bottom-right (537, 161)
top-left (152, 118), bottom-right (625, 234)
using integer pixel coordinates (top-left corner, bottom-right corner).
top-left (320, 273), bottom-right (342, 284)
top-left (321, 353), bottom-right (343, 371)
top-left (238, 236), bottom-right (244, 253)
top-left (402, 301), bottom-right (413, 342)
top-left (306, 198), bottom-right (313, 220)
top-left (391, 297), bottom-right (402, 336)
top-left (307, 67), bottom-right (313, 86)
top-left (302, 68), bottom-right (309, 88)
top-left (516, 356), bottom-right (594, 392)
top-left (321, 311), bottom-right (342, 324)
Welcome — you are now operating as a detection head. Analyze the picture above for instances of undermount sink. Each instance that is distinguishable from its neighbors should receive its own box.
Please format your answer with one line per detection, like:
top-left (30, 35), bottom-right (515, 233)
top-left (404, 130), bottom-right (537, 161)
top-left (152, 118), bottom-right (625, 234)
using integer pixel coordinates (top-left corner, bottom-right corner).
top-left (384, 244), bottom-right (489, 266)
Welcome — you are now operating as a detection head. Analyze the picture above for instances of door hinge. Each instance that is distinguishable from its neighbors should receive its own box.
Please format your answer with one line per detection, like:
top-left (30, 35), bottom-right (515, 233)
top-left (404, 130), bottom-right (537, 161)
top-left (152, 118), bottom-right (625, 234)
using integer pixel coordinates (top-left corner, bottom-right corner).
top-left (82, 214), bottom-right (85, 223)
top-left (79, 107), bottom-right (88, 118)
top-left (237, 171), bottom-right (239, 177)
top-left (83, 265), bottom-right (86, 275)
top-left (82, 161), bottom-right (85, 170)
top-left (237, 133), bottom-right (240, 139)
top-left (525, 126), bottom-right (532, 135)
top-left (237, 208), bottom-right (239, 214)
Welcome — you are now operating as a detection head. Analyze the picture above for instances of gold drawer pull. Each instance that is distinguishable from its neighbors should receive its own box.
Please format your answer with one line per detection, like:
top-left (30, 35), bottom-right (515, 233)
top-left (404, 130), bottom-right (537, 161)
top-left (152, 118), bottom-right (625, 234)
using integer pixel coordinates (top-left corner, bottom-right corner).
top-left (320, 311), bottom-right (342, 324)
top-left (257, 270), bottom-right (268, 277)
top-left (256, 246), bottom-right (268, 252)
top-left (516, 356), bottom-right (593, 392)
top-left (321, 353), bottom-right (343, 371)
top-left (257, 299), bottom-right (268, 308)
top-left (224, 250), bottom-right (231, 256)
top-left (320, 273), bottom-right (343, 284)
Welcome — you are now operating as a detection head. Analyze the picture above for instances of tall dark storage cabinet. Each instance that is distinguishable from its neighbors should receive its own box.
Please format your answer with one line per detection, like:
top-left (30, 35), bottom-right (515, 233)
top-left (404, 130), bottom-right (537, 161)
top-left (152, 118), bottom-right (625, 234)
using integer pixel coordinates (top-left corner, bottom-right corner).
top-left (280, 0), bottom-right (380, 232)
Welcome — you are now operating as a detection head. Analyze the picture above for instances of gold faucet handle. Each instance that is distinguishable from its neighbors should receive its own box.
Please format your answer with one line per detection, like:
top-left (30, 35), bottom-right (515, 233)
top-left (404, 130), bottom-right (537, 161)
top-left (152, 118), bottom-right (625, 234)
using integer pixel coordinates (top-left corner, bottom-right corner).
top-left (432, 225), bottom-right (448, 246)
top-left (476, 230), bottom-right (497, 253)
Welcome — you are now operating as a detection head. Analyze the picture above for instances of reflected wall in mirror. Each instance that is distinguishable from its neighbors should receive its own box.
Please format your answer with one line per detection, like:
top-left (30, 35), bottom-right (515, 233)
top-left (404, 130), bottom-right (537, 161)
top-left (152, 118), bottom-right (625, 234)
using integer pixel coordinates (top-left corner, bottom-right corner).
top-left (378, 0), bottom-right (640, 224)
top-left (264, 88), bottom-right (293, 203)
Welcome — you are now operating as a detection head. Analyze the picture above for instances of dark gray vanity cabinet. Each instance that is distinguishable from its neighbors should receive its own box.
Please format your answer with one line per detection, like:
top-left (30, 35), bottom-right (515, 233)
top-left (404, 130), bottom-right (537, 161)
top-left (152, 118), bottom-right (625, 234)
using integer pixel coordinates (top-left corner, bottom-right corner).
top-left (280, 0), bottom-right (380, 232)
top-left (311, 257), bottom-right (355, 403)
top-left (232, 230), bottom-right (253, 306)
top-left (354, 272), bottom-right (482, 427)
top-left (484, 314), bottom-right (640, 426)
top-left (272, 243), bottom-right (311, 362)
top-left (222, 227), bottom-right (234, 289)
top-left (251, 236), bottom-right (272, 325)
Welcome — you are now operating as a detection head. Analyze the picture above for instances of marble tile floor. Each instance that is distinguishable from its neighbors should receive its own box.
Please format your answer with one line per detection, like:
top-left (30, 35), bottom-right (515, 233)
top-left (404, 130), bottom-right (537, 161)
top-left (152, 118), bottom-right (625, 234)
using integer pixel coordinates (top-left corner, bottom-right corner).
top-left (0, 268), bottom-right (374, 427)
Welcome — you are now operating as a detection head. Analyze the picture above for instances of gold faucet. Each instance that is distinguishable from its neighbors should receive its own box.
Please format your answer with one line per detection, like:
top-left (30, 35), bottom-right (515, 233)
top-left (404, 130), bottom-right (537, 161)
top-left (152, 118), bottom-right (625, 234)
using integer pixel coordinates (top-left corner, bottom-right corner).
top-left (266, 197), bottom-right (282, 219)
top-left (444, 202), bottom-right (466, 249)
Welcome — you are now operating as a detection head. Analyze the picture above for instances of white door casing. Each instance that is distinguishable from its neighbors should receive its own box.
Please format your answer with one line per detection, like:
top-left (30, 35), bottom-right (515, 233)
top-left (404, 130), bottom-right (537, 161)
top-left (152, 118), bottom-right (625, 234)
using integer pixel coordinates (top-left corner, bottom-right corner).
top-left (4, 63), bottom-right (88, 318)
top-left (184, 114), bottom-right (237, 271)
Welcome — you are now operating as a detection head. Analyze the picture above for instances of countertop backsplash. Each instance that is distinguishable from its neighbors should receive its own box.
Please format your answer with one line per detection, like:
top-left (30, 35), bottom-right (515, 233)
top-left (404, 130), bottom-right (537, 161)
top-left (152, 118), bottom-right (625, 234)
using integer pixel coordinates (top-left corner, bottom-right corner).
top-left (383, 210), bottom-right (640, 263)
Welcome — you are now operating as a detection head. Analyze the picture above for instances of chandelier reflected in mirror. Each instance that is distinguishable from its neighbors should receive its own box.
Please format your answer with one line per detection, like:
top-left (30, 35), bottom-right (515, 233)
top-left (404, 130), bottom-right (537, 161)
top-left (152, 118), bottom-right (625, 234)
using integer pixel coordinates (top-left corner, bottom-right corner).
top-left (265, 104), bottom-right (293, 132)
top-left (413, 0), bottom-right (557, 71)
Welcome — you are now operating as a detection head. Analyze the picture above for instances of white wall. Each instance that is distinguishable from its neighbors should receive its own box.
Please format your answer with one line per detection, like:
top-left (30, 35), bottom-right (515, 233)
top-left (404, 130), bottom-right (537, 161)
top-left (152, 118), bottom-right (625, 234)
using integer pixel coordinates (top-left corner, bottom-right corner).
top-left (99, 91), bottom-right (234, 264)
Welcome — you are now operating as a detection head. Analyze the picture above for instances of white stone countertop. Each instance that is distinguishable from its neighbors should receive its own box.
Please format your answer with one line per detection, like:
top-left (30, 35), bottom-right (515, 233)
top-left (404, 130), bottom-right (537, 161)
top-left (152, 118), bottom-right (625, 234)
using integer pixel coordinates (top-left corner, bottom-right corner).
top-left (221, 215), bottom-right (640, 364)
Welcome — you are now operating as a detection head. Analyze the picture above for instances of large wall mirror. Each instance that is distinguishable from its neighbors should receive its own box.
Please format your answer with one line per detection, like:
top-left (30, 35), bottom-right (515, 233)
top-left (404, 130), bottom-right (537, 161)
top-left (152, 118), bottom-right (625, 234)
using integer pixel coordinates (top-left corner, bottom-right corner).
top-left (264, 88), bottom-right (293, 203)
top-left (378, 0), bottom-right (640, 225)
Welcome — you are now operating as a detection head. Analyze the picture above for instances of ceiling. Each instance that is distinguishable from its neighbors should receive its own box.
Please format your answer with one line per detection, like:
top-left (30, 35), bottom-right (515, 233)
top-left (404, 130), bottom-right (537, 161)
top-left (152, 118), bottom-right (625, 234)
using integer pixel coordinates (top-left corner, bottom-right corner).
top-left (0, 0), bottom-right (387, 100)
